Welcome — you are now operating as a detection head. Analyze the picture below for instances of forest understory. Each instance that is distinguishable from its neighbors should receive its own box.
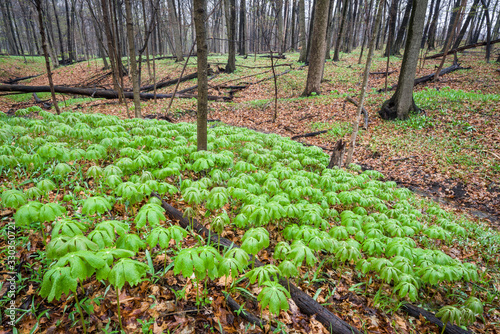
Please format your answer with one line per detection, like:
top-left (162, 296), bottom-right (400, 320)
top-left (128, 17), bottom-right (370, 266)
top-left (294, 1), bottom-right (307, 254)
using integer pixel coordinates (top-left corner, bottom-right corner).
top-left (0, 50), bottom-right (499, 334)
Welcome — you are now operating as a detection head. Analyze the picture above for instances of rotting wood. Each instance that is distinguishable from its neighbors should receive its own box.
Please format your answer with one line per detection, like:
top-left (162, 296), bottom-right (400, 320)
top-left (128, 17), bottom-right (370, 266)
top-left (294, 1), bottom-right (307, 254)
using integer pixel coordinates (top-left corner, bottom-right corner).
top-left (213, 62), bottom-right (292, 69)
top-left (327, 139), bottom-right (346, 168)
top-left (224, 292), bottom-right (278, 332)
top-left (0, 84), bottom-right (230, 101)
top-left (139, 71), bottom-right (199, 92)
top-left (1, 74), bottom-right (42, 84)
top-left (390, 155), bottom-right (416, 162)
top-left (401, 304), bottom-right (473, 334)
top-left (291, 130), bottom-right (328, 140)
top-left (345, 96), bottom-right (369, 130)
top-left (425, 38), bottom-right (500, 59)
top-left (177, 74), bottom-right (219, 94)
top-left (369, 70), bottom-right (396, 76)
top-left (378, 63), bottom-right (469, 92)
top-left (152, 193), bottom-right (361, 334)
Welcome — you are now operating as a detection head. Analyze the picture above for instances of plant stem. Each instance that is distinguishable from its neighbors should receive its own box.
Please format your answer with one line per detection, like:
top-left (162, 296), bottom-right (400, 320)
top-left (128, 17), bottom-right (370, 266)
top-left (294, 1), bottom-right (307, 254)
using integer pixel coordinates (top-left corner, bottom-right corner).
top-left (39, 222), bottom-right (47, 246)
top-left (73, 291), bottom-right (88, 334)
top-left (116, 288), bottom-right (124, 332)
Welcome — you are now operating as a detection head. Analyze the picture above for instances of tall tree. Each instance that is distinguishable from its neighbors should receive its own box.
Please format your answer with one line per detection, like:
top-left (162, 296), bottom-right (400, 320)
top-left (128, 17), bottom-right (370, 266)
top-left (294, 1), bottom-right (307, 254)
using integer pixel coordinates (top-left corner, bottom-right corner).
top-left (346, 0), bottom-right (384, 166)
top-left (194, 0), bottom-right (208, 151)
top-left (225, 0), bottom-right (236, 73)
top-left (333, 0), bottom-right (348, 61)
top-left (33, 0), bottom-right (61, 115)
top-left (427, 0), bottom-right (442, 49)
top-left (379, 0), bottom-right (429, 120)
top-left (392, 0), bottom-right (413, 55)
top-left (453, 0), bottom-right (481, 49)
top-left (298, 0), bottom-right (307, 62)
top-left (383, 0), bottom-right (398, 56)
top-left (302, 0), bottom-right (330, 96)
top-left (167, 0), bottom-right (184, 61)
top-left (124, 0), bottom-right (141, 118)
top-left (238, 0), bottom-right (246, 54)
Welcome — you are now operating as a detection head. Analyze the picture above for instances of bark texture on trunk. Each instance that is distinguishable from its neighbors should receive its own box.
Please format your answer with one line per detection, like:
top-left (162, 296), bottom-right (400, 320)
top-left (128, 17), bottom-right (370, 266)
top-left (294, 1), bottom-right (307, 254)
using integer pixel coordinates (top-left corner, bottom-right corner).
top-left (379, 0), bottom-right (428, 120)
top-left (194, 0), bottom-right (209, 151)
top-left (302, 0), bottom-right (330, 96)
top-left (298, 0), bottom-right (307, 62)
top-left (168, 0), bottom-right (184, 61)
top-left (124, 0), bottom-right (141, 118)
top-left (225, 0), bottom-right (236, 73)
top-left (34, 0), bottom-right (60, 115)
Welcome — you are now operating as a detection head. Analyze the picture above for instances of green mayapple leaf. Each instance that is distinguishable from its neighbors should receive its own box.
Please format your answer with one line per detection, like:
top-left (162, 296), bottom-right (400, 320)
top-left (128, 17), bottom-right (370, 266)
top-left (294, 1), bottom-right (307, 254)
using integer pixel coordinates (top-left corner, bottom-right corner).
top-left (108, 258), bottom-right (149, 290)
top-left (278, 260), bottom-right (299, 278)
top-left (173, 247), bottom-right (204, 279)
top-left (257, 281), bottom-right (291, 316)
top-left (287, 241), bottom-right (317, 267)
top-left (14, 201), bottom-right (42, 226)
top-left (116, 233), bottom-right (146, 254)
top-left (81, 196), bottom-right (111, 215)
top-left (1, 189), bottom-right (27, 209)
top-left (39, 202), bottom-right (66, 222)
top-left (40, 267), bottom-right (77, 302)
top-left (52, 218), bottom-right (87, 237)
top-left (54, 250), bottom-right (106, 281)
top-left (95, 220), bottom-right (130, 237)
top-left (134, 203), bottom-right (166, 229)
top-left (245, 264), bottom-right (281, 285)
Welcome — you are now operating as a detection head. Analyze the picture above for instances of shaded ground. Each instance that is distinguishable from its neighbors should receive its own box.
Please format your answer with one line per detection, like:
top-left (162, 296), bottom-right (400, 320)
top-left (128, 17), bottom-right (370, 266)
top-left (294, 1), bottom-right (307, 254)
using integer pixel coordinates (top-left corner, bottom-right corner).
top-left (1, 51), bottom-right (498, 227)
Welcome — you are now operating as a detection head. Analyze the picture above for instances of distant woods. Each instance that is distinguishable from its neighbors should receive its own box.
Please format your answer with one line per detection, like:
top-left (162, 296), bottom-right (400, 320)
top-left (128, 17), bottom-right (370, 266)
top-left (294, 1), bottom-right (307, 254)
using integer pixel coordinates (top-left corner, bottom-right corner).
top-left (0, 0), bottom-right (498, 65)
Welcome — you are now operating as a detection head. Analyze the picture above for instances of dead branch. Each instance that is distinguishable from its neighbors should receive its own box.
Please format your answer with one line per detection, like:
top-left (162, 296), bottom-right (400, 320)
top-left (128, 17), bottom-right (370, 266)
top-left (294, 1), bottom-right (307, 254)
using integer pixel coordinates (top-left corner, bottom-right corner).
top-left (291, 130), bottom-right (328, 140)
top-left (0, 84), bottom-right (230, 101)
top-left (140, 71), bottom-right (199, 92)
top-left (369, 70), bottom-right (396, 76)
top-left (345, 96), bottom-right (369, 130)
top-left (224, 292), bottom-right (278, 332)
top-left (378, 63), bottom-right (469, 92)
top-left (425, 38), bottom-right (500, 59)
top-left (401, 304), bottom-right (473, 334)
top-left (152, 194), bottom-right (361, 334)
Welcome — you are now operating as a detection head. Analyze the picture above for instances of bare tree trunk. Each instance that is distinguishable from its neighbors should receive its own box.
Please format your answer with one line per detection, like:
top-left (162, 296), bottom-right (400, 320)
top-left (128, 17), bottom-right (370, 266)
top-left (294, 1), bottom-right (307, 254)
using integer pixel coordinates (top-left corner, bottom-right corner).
top-left (34, 0), bottom-right (60, 115)
top-left (333, 0), bottom-right (348, 61)
top-left (384, 0), bottom-right (398, 56)
top-left (379, 0), bottom-right (429, 120)
top-left (239, 0), bottom-right (246, 54)
top-left (479, 0), bottom-right (492, 62)
top-left (346, 0), bottom-right (384, 166)
top-left (393, 0), bottom-right (413, 55)
top-left (453, 0), bottom-right (481, 49)
top-left (434, 0), bottom-right (467, 81)
top-left (51, 0), bottom-right (66, 64)
top-left (124, 0), bottom-right (141, 118)
top-left (168, 0), bottom-right (184, 61)
top-left (194, 0), bottom-right (208, 151)
top-left (427, 0), bottom-right (441, 49)
top-left (226, 0), bottom-right (236, 72)
top-left (302, 0), bottom-right (329, 96)
top-left (298, 0), bottom-right (307, 62)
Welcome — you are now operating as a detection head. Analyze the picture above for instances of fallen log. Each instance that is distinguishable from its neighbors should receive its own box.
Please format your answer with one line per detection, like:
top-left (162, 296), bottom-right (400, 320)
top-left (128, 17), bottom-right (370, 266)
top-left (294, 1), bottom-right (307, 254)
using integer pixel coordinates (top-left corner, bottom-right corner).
top-left (378, 63), bottom-right (469, 92)
top-left (345, 96), bottom-right (369, 130)
top-left (369, 70), bottom-right (396, 76)
top-left (152, 193), bottom-right (361, 334)
top-left (291, 130), bottom-right (328, 140)
top-left (213, 62), bottom-right (292, 69)
top-left (254, 64), bottom-right (307, 84)
top-left (327, 140), bottom-right (346, 169)
top-left (2, 74), bottom-right (41, 84)
top-left (0, 84), bottom-right (229, 101)
top-left (223, 292), bottom-right (278, 332)
top-left (401, 304), bottom-right (473, 334)
top-left (177, 74), bottom-right (219, 94)
top-left (425, 38), bottom-right (500, 59)
top-left (140, 72), bottom-right (198, 92)
top-left (259, 54), bottom-right (286, 59)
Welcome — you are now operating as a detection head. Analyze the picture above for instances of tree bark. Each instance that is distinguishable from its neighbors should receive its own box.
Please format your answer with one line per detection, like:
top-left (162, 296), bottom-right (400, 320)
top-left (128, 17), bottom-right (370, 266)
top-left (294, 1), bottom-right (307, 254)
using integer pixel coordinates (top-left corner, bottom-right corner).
top-left (124, 0), bottom-right (141, 118)
top-left (167, 0), bottom-right (184, 61)
top-left (427, 0), bottom-right (442, 49)
top-left (393, 0), bottom-right (413, 55)
top-left (434, 0), bottom-right (467, 81)
top-left (379, 0), bottom-right (428, 120)
top-left (194, 0), bottom-right (208, 151)
top-left (34, 0), bottom-right (60, 115)
top-left (298, 0), bottom-right (307, 62)
top-left (239, 0), bottom-right (246, 54)
top-left (225, 0), bottom-right (236, 73)
top-left (333, 0), bottom-right (348, 61)
top-left (383, 0), bottom-right (398, 56)
top-left (302, 0), bottom-right (329, 96)
top-left (453, 0), bottom-right (481, 49)
top-left (345, 0), bottom-right (383, 166)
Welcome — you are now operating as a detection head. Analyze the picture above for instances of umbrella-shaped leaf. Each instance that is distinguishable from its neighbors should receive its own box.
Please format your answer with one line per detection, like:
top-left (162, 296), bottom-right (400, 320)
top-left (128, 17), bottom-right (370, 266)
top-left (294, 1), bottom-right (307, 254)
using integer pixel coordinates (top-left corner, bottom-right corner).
top-left (108, 258), bottom-right (149, 290)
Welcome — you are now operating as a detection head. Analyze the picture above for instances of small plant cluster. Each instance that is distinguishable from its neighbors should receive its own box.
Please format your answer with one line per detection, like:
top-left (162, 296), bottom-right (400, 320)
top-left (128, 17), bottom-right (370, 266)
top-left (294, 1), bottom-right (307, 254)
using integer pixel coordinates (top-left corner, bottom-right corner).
top-left (0, 110), bottom-right (491, 332)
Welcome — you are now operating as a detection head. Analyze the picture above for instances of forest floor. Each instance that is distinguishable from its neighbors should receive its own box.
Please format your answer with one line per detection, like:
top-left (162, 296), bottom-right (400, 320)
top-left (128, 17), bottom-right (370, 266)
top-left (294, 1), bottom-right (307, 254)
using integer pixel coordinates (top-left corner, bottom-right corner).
top-left (0, 50), bottom-right (500, 334)
top-left (2, 50), bottom-right (498, 227)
